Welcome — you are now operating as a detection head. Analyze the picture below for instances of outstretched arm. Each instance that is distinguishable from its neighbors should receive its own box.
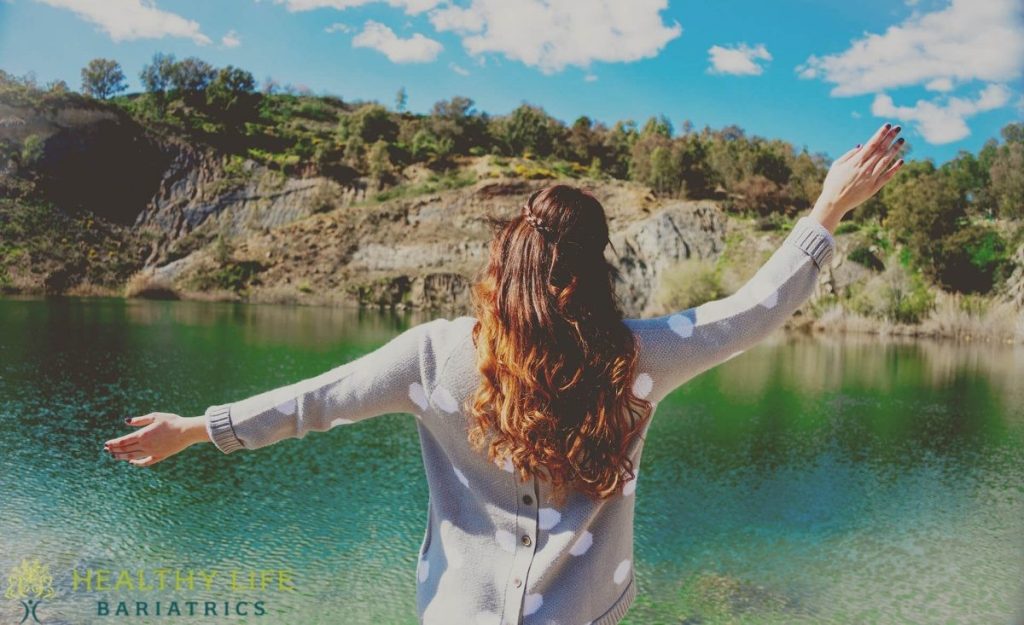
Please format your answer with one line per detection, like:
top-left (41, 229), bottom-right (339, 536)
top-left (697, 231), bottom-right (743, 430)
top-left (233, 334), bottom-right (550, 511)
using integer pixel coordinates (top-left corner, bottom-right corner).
top-left (105, 319), bottom-right (437, 466)
top-left (635, 122), bottom-right (905, 402)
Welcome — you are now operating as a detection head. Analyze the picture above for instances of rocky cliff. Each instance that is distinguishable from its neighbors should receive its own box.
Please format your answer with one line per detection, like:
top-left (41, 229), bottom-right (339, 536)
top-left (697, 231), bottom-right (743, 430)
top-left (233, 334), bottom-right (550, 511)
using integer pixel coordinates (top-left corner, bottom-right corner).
top-left (146, 172), bottom-right (739, 317)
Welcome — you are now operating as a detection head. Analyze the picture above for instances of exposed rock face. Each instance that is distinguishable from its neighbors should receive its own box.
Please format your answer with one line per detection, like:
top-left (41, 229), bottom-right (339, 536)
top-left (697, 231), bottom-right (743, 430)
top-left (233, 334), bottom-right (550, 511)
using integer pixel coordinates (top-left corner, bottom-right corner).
top-left (135, 142), bottom-right (368, 265)
top-left (611, 201), bottom-right (726, 316)
top-left (159, 177), bottom-right (730, 316)
top-left (999, 243), bottom-right (1024, 308)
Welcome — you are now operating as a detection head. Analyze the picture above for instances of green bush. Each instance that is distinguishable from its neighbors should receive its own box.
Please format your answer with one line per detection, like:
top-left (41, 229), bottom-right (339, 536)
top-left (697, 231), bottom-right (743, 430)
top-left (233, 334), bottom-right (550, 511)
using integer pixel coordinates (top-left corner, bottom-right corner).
top-left (835, 221), bottom-right (861, 235)
top-left (657, 257), bottom-right (726, 311)
top-left (848, 246), bottom-right (884, 271)
top-left (849, 259), bottom-right (935, 324)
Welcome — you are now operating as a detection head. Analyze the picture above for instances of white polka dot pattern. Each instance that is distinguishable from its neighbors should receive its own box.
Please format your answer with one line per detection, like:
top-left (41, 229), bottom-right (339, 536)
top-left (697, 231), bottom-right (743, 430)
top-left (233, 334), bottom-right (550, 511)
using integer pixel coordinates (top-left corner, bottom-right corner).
top-left (408, 382), bottom-right (429, 410)
top-left (632, 373), bottom-right (653, 399)
top-left (440, 520), bottom-right (464, 569)
top-left (523, 593), bottom-right (543, 616)
top-left (613, 559), bottom-right (631, 584)
top-left (667, 313), bottom-right (694, 338)
top-left (431, 385), bottom-right (459, 413)
top-left (569, 531), bottom-right (593, 556)
top-left (538, 508), bottom-right (561, 530)
top-left (495, 529), bottom-right (516, 553)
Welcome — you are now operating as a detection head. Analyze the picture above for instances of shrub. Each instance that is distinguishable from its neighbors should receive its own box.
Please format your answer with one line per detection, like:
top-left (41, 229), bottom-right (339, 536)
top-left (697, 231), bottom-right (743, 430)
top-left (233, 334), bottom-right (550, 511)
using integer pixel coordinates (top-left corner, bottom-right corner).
top-left (848, 246), bottom-right (885, 271)
top-left (656, 257), bottom-right (726, 312)
top-left (849, 258), bottom-right (934, 324)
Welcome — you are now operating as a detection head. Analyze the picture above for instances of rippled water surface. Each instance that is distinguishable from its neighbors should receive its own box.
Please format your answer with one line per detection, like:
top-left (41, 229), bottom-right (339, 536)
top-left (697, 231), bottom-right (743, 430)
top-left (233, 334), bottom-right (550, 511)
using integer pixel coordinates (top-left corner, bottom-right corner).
top-left (1, 297), bottom-right (1022, 625)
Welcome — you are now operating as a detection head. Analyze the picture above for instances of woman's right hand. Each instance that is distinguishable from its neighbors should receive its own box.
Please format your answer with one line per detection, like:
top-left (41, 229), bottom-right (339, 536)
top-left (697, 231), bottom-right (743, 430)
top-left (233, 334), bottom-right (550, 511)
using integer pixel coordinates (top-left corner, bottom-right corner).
top-left (810, 122), bottom-right (906, 232)
top-left (104, 413), bottom-right (211, 467)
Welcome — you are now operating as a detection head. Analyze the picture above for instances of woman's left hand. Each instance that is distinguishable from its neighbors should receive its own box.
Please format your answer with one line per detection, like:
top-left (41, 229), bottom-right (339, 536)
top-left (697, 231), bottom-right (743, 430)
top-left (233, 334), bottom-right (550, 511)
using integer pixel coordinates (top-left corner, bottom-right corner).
top-left (104, 413), bottom-right (210, 467)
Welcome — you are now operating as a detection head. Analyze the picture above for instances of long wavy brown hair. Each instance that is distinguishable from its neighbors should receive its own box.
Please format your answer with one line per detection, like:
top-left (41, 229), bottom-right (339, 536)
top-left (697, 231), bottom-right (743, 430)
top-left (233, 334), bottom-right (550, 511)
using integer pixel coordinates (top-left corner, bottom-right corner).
top-left (466, 184), bottom-right (653, 506)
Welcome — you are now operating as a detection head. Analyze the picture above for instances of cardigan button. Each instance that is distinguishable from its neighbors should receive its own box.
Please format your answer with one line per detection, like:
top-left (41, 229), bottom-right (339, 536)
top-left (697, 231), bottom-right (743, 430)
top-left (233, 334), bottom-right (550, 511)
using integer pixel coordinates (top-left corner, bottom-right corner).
top-left (522, 494), bottom-right (533, 505)
top-left (513, 577), bottom-right (522, 588)
top-left (521, 535), bottom-right (532, 547)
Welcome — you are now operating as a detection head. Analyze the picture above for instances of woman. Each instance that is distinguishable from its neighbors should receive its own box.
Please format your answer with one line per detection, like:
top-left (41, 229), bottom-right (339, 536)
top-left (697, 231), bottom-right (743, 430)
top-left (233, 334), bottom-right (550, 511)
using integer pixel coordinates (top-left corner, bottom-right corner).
top-left (104, 123), bottom-right (906, 625)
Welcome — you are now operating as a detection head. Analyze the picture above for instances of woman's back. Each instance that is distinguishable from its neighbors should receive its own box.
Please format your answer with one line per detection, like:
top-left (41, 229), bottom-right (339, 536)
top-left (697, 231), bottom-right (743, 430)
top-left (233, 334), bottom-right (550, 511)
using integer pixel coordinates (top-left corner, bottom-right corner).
top-left (199, 215), bottom-right (833, 625)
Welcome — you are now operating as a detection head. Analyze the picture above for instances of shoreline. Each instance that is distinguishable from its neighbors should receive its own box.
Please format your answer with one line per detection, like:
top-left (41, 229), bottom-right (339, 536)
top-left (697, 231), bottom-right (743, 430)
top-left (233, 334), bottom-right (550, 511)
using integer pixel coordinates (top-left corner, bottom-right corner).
top-left (4, 291), bottom-right (1020, 347)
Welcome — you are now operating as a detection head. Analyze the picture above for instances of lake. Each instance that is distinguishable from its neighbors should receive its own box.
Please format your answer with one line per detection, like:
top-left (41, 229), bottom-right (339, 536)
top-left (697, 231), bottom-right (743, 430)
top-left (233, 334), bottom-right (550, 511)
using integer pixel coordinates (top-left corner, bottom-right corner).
top-left (1, 297), bottom-right (1022, 625)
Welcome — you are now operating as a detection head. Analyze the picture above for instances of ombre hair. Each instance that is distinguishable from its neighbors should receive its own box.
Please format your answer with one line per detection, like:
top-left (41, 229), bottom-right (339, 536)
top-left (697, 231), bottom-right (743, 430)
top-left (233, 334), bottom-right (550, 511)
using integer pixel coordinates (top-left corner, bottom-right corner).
top-left (466, 184), bottom-right (653, 505)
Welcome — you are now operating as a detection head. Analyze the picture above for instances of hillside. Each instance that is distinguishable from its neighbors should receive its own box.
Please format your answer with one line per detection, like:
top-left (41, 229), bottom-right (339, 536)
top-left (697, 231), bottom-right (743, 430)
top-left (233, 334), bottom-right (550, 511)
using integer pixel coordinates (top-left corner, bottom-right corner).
top-left (1, 65), bottom-right (1022, 342)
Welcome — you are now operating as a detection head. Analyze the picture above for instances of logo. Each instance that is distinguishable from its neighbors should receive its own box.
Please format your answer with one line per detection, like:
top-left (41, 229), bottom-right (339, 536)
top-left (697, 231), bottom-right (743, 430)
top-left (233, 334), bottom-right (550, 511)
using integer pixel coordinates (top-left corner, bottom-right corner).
top-left (5, 557), bottom-right (56, 624)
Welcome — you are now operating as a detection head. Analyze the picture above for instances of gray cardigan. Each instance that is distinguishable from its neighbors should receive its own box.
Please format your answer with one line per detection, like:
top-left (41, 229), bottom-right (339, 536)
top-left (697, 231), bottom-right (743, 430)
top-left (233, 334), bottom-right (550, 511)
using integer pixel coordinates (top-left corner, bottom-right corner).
top-left (204, 216), bottom-right (835, 625)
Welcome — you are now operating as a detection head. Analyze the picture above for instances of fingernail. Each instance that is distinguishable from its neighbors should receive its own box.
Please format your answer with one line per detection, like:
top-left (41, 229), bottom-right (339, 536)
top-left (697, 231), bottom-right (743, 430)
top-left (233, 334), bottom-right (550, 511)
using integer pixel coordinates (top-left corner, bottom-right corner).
top-left (124, 417), bottom-right (132, 424)
top-left (856, 144), bottom-right (861, 148)
top-left (897, 159), bottom-right (904, 165)
top-left (897, 137), bottom-right (905, 144)
top-left (894, 125), bottom-right (901, 133)
top-left (884, 123), bottom-right (891, 130)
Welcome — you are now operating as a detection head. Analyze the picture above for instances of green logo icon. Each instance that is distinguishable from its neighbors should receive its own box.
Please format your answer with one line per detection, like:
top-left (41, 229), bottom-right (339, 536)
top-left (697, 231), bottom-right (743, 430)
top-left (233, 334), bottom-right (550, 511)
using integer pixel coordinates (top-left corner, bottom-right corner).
top-left (5, 557), bottom-right (56, 624)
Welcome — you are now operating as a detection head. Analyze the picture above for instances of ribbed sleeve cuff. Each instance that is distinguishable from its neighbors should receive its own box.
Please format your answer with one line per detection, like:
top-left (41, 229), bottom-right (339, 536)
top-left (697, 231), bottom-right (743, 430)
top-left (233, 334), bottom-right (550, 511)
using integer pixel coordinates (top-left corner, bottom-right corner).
top-left (786, 216), bottom-right (836, 270)
top-left (205, 404), bottom-right (245, 454)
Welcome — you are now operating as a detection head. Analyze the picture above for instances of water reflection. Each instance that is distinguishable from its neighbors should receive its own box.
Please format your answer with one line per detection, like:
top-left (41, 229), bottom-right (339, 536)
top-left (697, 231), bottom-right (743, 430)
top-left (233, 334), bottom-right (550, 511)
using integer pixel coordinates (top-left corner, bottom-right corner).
top-left (0, 297), bottom-right (1021, 625)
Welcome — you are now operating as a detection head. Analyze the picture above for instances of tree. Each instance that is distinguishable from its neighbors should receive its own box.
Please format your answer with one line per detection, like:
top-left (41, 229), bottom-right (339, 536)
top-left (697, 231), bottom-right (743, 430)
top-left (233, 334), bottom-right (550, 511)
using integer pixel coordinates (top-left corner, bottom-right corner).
top-left (427, 96), bottom-right (489, 155)
top-left (80, 59), bottom-right (126, 99)
top-left (206, 65), bottom-right (256, 119)
top-left (395, 87), bottom-right (408, 113)
top-left (139, 53), bottom-right (176, 93)
top-left (496, 104), bottom-right (565, 158)
top-left (989, 124), bottom-right (1024, 219)
top-left (338, 103), bottom-right (399, 144)
top-left (367, 140), bottom-right (394, 185)
top-left (168, 57), bottom-right (215, 94)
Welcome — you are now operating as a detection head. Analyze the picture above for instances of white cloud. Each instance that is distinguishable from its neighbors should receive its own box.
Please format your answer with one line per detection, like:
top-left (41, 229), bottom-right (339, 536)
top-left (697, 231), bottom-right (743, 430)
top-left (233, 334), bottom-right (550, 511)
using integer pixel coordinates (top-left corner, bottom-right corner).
top-left (34, 0), bottom-right (210, 44)
top-left (352, 20), bottom-right (442, 63)
top-left (324, 21), bottom-right (352, 33)
top-left (796, 0), bottom-right (1024, 96)
top-left (428, 0), bottom-right (681, 74)
top-left (924, 77), bottom-right (953, 92)
top-left (449, 62), bottom-right (470, 76)
top-left (871, 83), bottom-right (1012, 144)
top-left (275, 0), bottom-right (440, 14)
top-left (221, 29), bottom-right (241, 48)
top-left (707, 43), bottom-right (771, 76)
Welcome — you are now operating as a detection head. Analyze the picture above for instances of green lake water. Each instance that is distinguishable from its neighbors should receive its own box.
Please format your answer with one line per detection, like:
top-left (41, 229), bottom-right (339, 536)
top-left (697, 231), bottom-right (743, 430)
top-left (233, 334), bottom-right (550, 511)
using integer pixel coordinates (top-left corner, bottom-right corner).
top-left (1, 297), bottom-right (1022, 625)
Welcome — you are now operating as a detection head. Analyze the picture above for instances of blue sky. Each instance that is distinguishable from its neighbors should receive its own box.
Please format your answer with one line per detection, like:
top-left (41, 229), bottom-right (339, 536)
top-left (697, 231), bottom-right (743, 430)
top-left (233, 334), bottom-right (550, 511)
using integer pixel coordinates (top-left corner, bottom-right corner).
top-left (1, 0), bottom-right (1021, 164)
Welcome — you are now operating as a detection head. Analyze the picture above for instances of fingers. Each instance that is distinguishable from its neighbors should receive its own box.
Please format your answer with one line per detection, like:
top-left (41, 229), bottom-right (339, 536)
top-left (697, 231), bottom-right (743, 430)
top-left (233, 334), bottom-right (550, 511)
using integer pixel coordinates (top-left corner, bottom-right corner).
top-left (861, 122), bottom-right (894, 158)
top-left (860, 123), bottom-right (903, 169)
top-left (126, 413), bottom-right (157, 427)
top-left (877, 157), bottom-right (905, 186)
top-left (871, 136), bottom-right (906, 177)
top-left (105, 434), bottom-right (142, 450)
top-left (863, 125), bottom-right (901, 168)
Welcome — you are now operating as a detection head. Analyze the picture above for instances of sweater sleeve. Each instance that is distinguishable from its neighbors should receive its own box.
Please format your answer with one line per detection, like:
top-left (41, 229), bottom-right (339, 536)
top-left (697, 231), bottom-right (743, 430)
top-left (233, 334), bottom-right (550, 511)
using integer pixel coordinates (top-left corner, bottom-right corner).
top-left (638, 216), bottom-right (835, 403)
top-left (203, 320), bottom-right (433, 454)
